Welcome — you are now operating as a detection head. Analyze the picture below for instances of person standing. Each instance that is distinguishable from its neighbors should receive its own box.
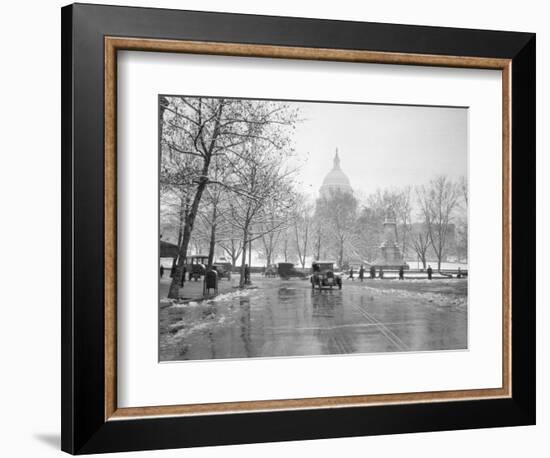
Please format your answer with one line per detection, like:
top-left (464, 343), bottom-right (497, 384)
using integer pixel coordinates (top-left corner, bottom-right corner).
top-left (370, 265), bottom-right (376, 279)
top-left (160, 265), bottom-right (164, 278)
top-left (348, 266), bottom-right (354, 281)
top-left (170, 258), bottom-right (177, 277)
top-left (244, 264), bottom-right (251, 285)
top-left (185, 265), bottom-right (188, 281)
top-left (398, 265), bottom-right (404, 280)
top-left (427, 265), bottom-right (433, 280)
top-left (180, 265), bottom-right (187, 287)
top-left (359, 265), bottom-right (365, 282)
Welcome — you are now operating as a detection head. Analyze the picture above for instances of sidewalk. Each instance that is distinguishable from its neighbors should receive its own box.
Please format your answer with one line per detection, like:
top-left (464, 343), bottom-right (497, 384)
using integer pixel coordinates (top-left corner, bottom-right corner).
top-left (159, 274), bottom-right (240, 303)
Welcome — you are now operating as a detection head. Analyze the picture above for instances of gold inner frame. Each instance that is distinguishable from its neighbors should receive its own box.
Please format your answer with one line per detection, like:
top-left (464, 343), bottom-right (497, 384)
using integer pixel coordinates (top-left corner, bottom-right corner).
top-left (104, 37), bottom-right (512, 421)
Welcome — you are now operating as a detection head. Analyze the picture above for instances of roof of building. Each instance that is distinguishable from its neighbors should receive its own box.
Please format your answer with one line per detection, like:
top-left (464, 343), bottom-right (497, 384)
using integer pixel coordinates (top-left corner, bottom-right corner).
top-left (320, 149), bottom-right (352, 194)
top-left (160, 240), bottom-right (178, 258)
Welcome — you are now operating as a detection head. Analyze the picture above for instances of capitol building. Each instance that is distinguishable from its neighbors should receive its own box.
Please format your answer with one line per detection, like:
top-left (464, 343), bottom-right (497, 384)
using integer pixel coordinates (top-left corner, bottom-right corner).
top-left (317, 149), bottom-right (407, 269)
top-left (319, 149), bottom-right (353, 197)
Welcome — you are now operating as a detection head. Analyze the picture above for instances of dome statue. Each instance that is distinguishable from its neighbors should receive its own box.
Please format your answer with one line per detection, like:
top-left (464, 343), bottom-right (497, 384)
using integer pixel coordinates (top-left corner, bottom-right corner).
top-left (319, 149), bottom-right (353, 197)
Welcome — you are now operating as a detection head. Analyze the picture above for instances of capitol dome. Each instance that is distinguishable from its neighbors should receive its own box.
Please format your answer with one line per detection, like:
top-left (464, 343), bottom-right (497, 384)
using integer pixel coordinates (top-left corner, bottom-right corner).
top-left (320, 149), bottom-right (353, 197)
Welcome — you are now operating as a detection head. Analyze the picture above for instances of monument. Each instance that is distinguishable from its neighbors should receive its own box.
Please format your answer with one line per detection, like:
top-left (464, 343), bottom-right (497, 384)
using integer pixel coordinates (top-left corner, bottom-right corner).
top-left (373, 207), bottom-right (409, 270)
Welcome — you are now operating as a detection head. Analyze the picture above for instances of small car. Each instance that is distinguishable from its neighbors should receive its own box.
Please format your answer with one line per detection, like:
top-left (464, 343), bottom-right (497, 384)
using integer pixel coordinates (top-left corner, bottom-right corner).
top-left (185, 254), bottom-right (209, 281)
top-left (212, 262), bottom-right (232, 280)
top-left (264, 264), bottom-right (278, 278)
top-left (310, 261), bottom-right (342, 290)
top-left (277, 262), bottom-right (306, 279)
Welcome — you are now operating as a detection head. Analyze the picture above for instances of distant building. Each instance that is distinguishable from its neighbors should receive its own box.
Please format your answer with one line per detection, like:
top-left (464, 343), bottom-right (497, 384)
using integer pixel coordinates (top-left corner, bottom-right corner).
top-left (319, 149), bottom-right (353, 197)
top-left (314, 149), bottom-right (356, 264)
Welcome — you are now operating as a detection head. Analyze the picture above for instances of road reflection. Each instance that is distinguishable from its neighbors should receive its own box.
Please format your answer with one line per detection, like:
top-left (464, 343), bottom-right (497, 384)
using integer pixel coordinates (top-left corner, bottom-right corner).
top-left (159, 277), bottom-right (467, 361)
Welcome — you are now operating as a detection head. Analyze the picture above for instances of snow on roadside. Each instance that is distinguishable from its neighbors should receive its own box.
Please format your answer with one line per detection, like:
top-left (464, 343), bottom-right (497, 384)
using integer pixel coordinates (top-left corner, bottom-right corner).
top-left (166, 313), bottom-right (231, 343)
top-left (169, 300), bottom-right (201, 308)
top-left (162, 287), bottom-right (256, 309)
top-left (360, 285), bottom-right (467, 308)
top-left (206, 289), bottom-right (255, 303)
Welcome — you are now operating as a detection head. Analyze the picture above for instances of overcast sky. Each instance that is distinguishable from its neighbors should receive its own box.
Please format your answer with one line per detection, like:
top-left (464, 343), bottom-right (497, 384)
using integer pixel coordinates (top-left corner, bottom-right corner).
top-left (288, 101), bottom-right (468, 200)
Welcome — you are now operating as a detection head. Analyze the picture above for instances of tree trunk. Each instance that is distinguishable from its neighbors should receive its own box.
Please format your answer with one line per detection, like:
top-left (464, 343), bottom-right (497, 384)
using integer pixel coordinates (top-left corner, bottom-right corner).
top-left (295, 222), bottom-right (309, 269)
top-left (207, 205), bottom-right (217, 269)
top-left (239, 229), bottom-right (248, 288)
top-left (168, 178), bottom-right (208, 299)
top-left (338, 238), bottom-right (344, 268)
top-left (207, 223), bottom-right (216, 269)
top-left (222, 241), bottom-right (239, 267)
top-left (167, 99), bottom-right (224, 298)
top-left (302, 226), bottom-right (309, 268)
top-left (294, 224), bottom-right (302, 268)
top-left (315, 231), bottom-right (321, 261)
top-left (176, 195), bottom-right (186, 248)
top-left (438, 237), bottom-right (443, 271)
top-left (159, 96), bottom-right (169, 120)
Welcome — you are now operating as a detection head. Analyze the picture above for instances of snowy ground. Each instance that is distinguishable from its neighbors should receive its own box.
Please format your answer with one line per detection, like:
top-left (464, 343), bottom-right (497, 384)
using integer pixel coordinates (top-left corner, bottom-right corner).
top-left (159, 274), bottom-right (467, 361)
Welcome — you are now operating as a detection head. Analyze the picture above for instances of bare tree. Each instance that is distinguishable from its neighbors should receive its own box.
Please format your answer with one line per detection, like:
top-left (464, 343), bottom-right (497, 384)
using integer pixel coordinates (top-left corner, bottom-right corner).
top-left (160, 191), bottom-right (187, 246)
top-left (280, 225), bottom-right (296, 263)
top-left (411, 225), bottom-right (431, 269)
top-left (312, 224), bottom-right (323, 261)
top-left (161, 96), bottom-right (298, 298)
top-left (259, 229), bottom-right (282, 267)
top-left (311, 202), bottom-right (331, 261)
top-left (222, 141), bottom-right (297, 287)
top-left (293, 197), bottom-right (314, 269)
top-left (196, 155), bottom-right (234, 269)
top-left (459, 175), bottom-right (468, 205)
top-left (160, 116), bottom-right (199, 248)
top-left (417, 176), bottom-right (460, 271)
top-left (352, 206), bottom-right (381, 263)
top-left (255, 195), bottom-right (298, 267)
top-left (456, 175), bottom-right (468, 262)
top-left (257, 203), bottom-right (286, 267)
top-left (316, 189), bottom-right (358, 268)
top-left (218, 236), bottom-right (243, 267)
top-left (395, 187), bottom-right (413, 256)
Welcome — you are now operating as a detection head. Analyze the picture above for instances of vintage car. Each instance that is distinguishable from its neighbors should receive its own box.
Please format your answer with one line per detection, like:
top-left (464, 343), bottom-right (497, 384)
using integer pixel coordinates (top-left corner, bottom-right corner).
top-left (277, 262), bottom-right (306, 279)
top-left (310, 261), bottom-right (342, 290)
top-left (212, 262), bottom-right (232, 280)
top-left (185, 254), bottom-right (209, 281)
top-left (264, 264), bottom-right (278, 278)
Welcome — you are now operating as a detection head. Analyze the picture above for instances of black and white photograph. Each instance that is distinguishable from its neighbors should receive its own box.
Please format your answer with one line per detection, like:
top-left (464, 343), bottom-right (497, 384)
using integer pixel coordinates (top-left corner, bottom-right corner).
top-left (159, 95), bottom-right (469, 362)
top-left (0, 0), bottom-right (543, 456)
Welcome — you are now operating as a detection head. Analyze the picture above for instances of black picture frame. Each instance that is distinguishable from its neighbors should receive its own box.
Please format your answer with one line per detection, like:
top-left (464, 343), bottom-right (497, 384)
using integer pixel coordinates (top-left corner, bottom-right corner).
top-left (61, 3), bottom-right (535, 454)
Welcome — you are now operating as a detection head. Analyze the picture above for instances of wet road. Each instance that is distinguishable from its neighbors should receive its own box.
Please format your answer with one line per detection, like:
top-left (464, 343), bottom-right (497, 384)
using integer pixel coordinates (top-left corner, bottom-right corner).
top-left (159, 277), bottom-right (467, 361)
